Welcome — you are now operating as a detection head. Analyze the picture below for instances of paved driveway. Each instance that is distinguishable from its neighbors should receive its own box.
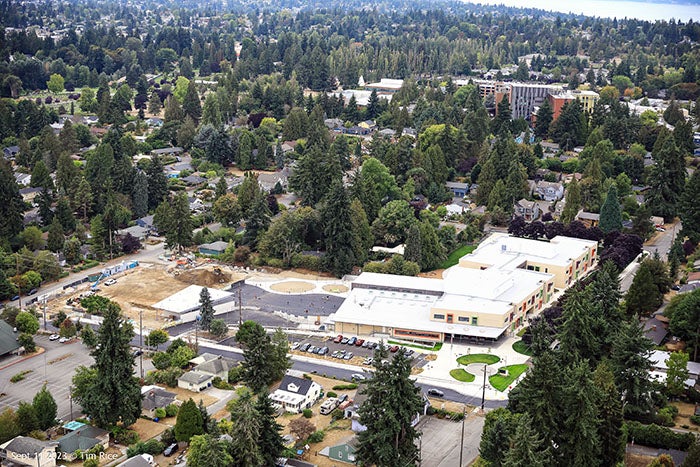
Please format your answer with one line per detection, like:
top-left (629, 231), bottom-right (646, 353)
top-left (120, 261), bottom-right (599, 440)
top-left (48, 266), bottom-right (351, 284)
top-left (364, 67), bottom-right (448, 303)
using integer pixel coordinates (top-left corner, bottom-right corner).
top-left (417, 412), bottom-right (485, 467)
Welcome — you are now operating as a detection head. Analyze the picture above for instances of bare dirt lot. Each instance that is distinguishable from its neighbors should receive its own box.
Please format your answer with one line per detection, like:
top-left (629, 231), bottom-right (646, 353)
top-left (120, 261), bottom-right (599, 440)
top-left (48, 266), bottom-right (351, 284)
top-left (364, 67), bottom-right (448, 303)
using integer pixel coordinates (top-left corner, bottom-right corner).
top-left (270, 281), bottom-right (316, 293)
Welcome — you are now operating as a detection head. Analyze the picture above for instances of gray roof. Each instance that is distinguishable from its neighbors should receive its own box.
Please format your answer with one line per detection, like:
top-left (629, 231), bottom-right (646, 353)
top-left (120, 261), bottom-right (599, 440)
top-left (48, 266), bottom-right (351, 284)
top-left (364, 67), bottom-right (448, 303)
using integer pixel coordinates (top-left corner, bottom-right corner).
top-left (58, 426), bottom-right (107, 453)
top-left (152, 147), bottom-right (183, 155)
top-left (199, 241), bottom-right (229, 252)
top-left (142, 388), bottom-right (176, 411)
top-left (178, 371), bottom-right (213, 384)
top-left (277, 375), bottom-right (315, 396)
top-left (0, 319), bottom-right (20, 356)
top-left (1, 436), bottom-right (52, 455)
top-left (643, 317), bottom-right (668, 346)
top-left (182, 175), bottom-right (207, 185)
top-left (445, 181), bottom-right (469, 189)
top-left (117, 454), bottom-right (154, 467)
top-left (195, 356), bottom-right (235, 375)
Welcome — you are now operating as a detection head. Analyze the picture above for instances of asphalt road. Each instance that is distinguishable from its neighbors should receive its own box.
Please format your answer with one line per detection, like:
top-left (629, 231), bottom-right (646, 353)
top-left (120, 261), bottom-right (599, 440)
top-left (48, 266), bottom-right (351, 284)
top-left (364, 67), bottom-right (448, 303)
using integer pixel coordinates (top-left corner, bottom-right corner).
top-left (644, 221), bottom-right (680, 261)
top-left (418, 414), bottom-right (486, 467)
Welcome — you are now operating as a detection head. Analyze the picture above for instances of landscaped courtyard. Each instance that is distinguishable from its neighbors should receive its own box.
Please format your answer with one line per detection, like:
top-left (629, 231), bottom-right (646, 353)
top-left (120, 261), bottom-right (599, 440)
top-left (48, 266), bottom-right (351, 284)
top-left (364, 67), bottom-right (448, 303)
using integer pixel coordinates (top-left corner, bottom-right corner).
top-left (489, 364), bottom-right (529, 391)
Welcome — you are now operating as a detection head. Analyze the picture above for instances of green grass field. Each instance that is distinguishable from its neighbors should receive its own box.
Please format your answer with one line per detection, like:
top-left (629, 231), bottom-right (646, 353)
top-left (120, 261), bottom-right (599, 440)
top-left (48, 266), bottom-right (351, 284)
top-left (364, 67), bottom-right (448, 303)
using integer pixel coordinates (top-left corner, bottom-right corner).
top-left (512, 340), bottom-right (533, 356)
top-left (439, 244), bottom-right (477, 269)
top-left (449, 369), bottom-right (476, 382)
top-left (489, 364), bottom-right (529, 391)
top-left (456, 353), bottom-right (501, 365)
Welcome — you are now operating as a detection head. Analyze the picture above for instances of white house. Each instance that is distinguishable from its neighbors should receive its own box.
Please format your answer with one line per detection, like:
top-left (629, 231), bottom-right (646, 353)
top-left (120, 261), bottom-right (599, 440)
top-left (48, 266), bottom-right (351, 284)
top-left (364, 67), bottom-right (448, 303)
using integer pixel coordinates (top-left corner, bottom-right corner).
top-left (269, 375), bottom-right (322, 413)
top-left (534, 181), bottom-right (564, 202)
top-left (649, 350), bottom-right (700, 388)
top-left (177, 371), bottom-right (214, 392)
top-left (514, 198), bottom-right (540, 221)
top-left (0, 436), bottom-right (58, 467)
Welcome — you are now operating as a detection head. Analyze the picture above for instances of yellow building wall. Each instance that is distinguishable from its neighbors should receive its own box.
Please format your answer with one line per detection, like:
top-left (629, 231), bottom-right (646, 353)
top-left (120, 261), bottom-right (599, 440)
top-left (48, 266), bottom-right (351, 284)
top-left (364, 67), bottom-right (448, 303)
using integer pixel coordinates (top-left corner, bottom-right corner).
top-left (429, 306), bottom-right (510, 328)
top-left (458, 258), bottom-right (491, 269)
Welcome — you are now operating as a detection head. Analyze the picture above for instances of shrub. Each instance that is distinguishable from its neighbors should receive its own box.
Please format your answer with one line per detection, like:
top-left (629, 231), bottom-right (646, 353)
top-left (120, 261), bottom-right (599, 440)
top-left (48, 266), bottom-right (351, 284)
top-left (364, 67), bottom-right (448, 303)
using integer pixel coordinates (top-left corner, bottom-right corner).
top-left (212, 377), bottom-right (234, 390)
top-left (308, 431), bottom-right (325, 443)
top-left (111, 427), bottom-right (139, 445)
top-left (690, 415), bottom-right (700, 425)
top-left (228, 366), bottom-right (243, 384)
top-left (165, 404), bottom-right (179, 417)
top-left (126, 439), bottom-right (164, 458)
top-left (83, 459), bottom-right (99, 467)
top-left (302, 409), bottom-right (313, 419)
top-left (154, 408), bottom-right (167, 419)
top-left (623, 421), bottom-right (696, 450)
top-left (332, 384), bottom-right (358, 390)
top-left (331, 409), bottom-right (345, 421)
top-left (326, 391), bottom-right (337, 398)
top-left (10, 370), bottom-right (32, 382)
top-left (291, 253), bottom-right (324, 271)
top-left (160, 427), bottom-right (176, 446)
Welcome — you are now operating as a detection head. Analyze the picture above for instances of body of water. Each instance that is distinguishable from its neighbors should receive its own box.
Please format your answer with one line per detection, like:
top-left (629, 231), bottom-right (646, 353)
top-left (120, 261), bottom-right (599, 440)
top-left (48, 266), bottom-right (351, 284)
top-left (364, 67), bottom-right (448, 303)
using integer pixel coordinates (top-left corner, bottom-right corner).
top-left (462, 0), bottom-right (698, 22)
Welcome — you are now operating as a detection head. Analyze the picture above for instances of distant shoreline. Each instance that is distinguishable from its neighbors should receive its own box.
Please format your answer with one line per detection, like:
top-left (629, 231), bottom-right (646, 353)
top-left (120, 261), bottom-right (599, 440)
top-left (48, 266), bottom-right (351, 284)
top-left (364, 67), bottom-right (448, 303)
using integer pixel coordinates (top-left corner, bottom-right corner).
top-left (461, 0), bottom-right (699, 21)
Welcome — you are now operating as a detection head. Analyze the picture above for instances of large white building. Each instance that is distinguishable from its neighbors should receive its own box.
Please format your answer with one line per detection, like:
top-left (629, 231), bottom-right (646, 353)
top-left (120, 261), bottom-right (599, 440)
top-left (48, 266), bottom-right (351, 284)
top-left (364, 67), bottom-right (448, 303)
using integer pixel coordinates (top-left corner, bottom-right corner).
top-left (329, 233), bottom-right (597, 343)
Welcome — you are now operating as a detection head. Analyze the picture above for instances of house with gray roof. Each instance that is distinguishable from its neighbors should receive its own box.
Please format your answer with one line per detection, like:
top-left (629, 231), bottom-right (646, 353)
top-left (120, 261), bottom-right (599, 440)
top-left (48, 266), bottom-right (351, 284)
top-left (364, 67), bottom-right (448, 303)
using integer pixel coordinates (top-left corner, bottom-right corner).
top-left (198, 241), bottom-right (229, 256)
top-left (151, 147), bottom-right (183, 156)
top-left (0, 319), bottom-right (20, 357)
top-left (57, 425), bottom-right (109, 461)
top-left (0, 436), bottom-right (57, 467)
top-left (269, 375), bottom-right (322, 413)
top-left (194, 355), bottom-right (236, 381)
top-left (141, 385), bottom-right (177, 417)
top-left (117, 454), bottom-right (154, 467)
top-left (178, 370), bottom-right (214, 392)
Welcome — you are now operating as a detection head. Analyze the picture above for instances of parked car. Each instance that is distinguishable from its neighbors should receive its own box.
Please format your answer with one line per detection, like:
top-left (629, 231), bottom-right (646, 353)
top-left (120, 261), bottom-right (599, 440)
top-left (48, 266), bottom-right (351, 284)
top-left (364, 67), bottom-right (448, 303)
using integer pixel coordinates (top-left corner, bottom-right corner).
top-left (307, 345), bottom-right (317, 353)
top-left (341, 337), bottom-right (349, 344)
top-left (10, 295), bottom-right (19, 301)
top-left (299, 343), bottom-right (311, 352)
top-left (343, 352), bottom-right (353, 360)
top-left (59, 337), bottom-right (69, 343)
top-left (164, 443), bottom-right (178, 456)
top-left (338, 394), bottom-right (349, 403)
top-left (367, 342), bottom-right (377, 349)
top-left (671, 284), bottom-right (681, 291)
top-left (49, 334), bottom-right (60, 341)
top-left (389, 345), bottom-right (399, 353)
top-left (351, 373), bottom-right (366, 381)
top-left (318, 346), bottom-right (329, 355)
top-left (27, 288), bottom-right (38, 295)
top-left (347, 337), bottom-right (357, 346)
top-left (335, 350), bottom-right (346, 359)
top-left (427, 388), bottom-right (445, 397)
top-left (363, 357), bottom-right (373, 365)
top-left (331, 350), bottom-right (340, 358)
top-left (333, 335), bottom-right (343, 343)
top-left (355, 339), bottom-right (365, 347)
top-left (132, 349), bottom-right (143, 357)
top-left (404, 348), bottom-right (414, 356)
top-left (104, 278), bottom-right (116, 286)
top-left (291, 342), bottom-right (301, 350)
top-left (361, 340), bottom-right (370, 348)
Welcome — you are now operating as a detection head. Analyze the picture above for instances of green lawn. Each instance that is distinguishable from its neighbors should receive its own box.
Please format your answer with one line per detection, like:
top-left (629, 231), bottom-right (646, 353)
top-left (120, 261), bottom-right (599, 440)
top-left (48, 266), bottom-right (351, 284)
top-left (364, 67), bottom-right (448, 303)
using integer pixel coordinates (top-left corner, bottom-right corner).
top-left (489, 364), bottom-right (529, 392)
top-left (512, 340), bottom-right (533, 356)
top-left (516, 327), bottom-right (528, 337)
top-left (439, 244), bottom-right (477, 269)
top-left (450, 369), bottom-right (476, 382)
top-left (456, 353), bottom-right (501, 365)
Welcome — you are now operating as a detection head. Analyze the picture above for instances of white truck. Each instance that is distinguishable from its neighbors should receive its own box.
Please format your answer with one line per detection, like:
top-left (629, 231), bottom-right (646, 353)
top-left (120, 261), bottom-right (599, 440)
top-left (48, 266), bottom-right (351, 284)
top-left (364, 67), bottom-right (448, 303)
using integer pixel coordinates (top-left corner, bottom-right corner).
top-left (320, 397), bottom-right (340, 415)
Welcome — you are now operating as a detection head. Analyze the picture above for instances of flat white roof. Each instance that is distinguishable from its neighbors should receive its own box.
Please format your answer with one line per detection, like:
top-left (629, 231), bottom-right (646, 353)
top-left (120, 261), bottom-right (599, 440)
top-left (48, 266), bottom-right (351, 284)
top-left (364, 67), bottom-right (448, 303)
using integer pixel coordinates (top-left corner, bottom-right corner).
top-left (152, 285), bottom-right (234, 314)
top-left (353, 272), bottom-right (444, 294)
top-left (332, 286), bottom-right (508, 339)
top-left (463, 233), bottom-right (596, 269)
top-left (443, 266), bottom-right (553, 304)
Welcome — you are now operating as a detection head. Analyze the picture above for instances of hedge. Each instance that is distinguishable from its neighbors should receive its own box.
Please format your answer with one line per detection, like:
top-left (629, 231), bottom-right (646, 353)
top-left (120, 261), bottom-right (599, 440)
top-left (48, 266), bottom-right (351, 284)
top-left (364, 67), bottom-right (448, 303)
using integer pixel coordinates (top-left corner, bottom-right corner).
top-left (623, 421), bottom-right (696, 451)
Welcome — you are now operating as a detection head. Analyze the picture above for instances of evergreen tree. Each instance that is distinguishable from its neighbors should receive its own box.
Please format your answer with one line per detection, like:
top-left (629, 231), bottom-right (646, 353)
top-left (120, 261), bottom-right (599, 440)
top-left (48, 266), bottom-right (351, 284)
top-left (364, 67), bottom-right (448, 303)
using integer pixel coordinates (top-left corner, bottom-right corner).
top-left (551, 100), bottom-right (588, 150)
top-left (74, 301), bottom-right (141, 427)
top-left (599, 185), bottom-right (623, 233)
top-left (321, 181), bottom-right (357, 277)
top-left (32, 385), bottom-right (57, 430)
top-left (47, 217), bottom-right (65, 252)
top-left (0, 160), bottom-right (24, 241)
top-left (229, 391), bottom-right (263, 467)
top-left (36, 188), bottom-right (54, 227)
top-left (558, 362), bottom-right (601, 465)
top-left (492, 98), bottom-right (512, 135)
top-left (480, 408), bottom-right (520, 466)
top-left (186, 434), bottom-right (233, 467)
top-left (183, 81), bottom-right (202, 124)
top-left (350, 199), bottom-right (373, 265)
top-left (679, 170), bottom-right (700, 243)
top-left (55, 197), bottom-right (76, 232)
top-left (366, 89), bottom-right (380, 120)
top-left (558, 288), bottom-right (602, 364)
top-left (237, 322), bottom-right (275, 392)
top-left (214, 177), bottom-right (228, 200)
top-left (593, 361), bottom-right (625, 467)
top-left (175, 398), bottom-right (204, 442)
top-left (56, 153), bottom-right (80, 198)
top-left (356, 346), bottom-right (423, 467)
top-left (403, 224), bottom-right (422, 266)
top-left (666, 351), bottom-right (689, 398)
top-left (30, 160), bottom-right (53, 191)
top-left (242, 194), bottom-right (271, 248)
top-left (131, 171), bottom-right (148, 220)
top-left (198, 287), bottom-right (214, 331)
top-left (80, 325), bottom-right (97, 348)
top-left (625, 262), bottom-right (661, 316)
top-left (146, 155), bottom-right (168, 211)
top-left (16, 402), bottom-right (39, 434)
top-left (418, 220), bottom-right (445, 271)
top-left (75, 177), bottom-right (93, 221)
top-left (534, 99), bottom-right (553, 139)
top-left (289, 146), bottom-right (342, 206)
top-left (502, 417), bottom-right (553, 467)
top-left (155, 193), bottom-right (193, 253)
top-left (669, 289), bottom-right (700, 361)
top-left (255, 391), bottom-right (285, 466)
top-left (647, 136), bottom-right (686, 222)
top-left (610, 318), bottom-right (655, 417)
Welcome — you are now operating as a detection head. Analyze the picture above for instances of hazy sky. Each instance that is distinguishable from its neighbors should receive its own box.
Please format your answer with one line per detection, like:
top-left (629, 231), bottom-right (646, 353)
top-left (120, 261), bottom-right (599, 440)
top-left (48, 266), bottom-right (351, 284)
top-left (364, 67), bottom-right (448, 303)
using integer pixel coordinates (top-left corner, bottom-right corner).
top-left (461, 0), bottom-right (698, 21)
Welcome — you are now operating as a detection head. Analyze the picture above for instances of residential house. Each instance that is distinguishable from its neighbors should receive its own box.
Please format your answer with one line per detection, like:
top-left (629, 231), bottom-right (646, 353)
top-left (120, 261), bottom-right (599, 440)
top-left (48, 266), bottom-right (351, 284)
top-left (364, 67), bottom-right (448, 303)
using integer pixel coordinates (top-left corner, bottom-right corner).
top-left (258, 167), bottom-right (291, 192)
top-left (345, 126), bottom-right (370, 136)
top-left (57, 425), bottom-right (110, 461)
top-left (534, 181), bottom-right (564, 202)
top-left (145, 117), bottom-right (163, 127)
top-left (81, 116), bottom-right (99, 126)
top-left (649, 350), bottom-right (700, 388)
top-left (0, 436), bottom-right (57, 467)
top-left (188, 197), bottom-right (205, 213)
top-left (0, 319), bottom-right (20, 357)
top-left (151, 147), bottom-right (183, 157)
top-left (378, 128), bottom-right (396, 138)
top-left (14, 172), bottom-right (31, 187)
top-left (182, 174), bottom-right (207, 186)
top-left (644, 315), bottom-right (669, 346)
top-left (514, 199), bottom-right (540, 222)
top-left (269, 375), bottom-right (322, 413)
top-left (193, 355), bottom-right (236, 382)
top-left (445, 181), bottom-right (470, 198)
top-left (324, 118), bottom-right (344, 130)
top-left (177, 371), bottom-right (214, 392)
top-left (117, 454), bottom-right (154, 467)
top-left (19, 187), bottom-right (42, 204)
top-left (345, 383), bottom-right (429, 432)
top-left (3, 146), bottom-right (19, 160)
top-left (198, 241), bottom-right (229, 256)
top-left (141, 385), bottom-right (177, 418)
top-left (136, 215), bottom-right (156, 233)
top-left (318, 440), bottom-right (358, 465)
top-left (116, 225), bottom-right (149, 241)
top-left (575, 210), bottom-right (600, 228)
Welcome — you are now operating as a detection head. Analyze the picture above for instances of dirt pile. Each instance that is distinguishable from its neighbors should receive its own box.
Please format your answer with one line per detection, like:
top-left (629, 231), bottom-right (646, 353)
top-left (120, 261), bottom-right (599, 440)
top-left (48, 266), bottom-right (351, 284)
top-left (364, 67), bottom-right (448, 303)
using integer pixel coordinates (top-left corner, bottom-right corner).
top-left (175, 267), bottom-right (232, 287)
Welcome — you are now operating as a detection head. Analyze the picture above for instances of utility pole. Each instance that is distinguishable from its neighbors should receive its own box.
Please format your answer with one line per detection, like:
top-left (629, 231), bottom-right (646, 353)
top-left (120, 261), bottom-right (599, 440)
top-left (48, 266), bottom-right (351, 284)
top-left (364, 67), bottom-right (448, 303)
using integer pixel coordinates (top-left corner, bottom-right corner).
top-left (238, 287), bottom-right (242, 326)
top-left (42, 298), bottom-right (47, 331)
top-left (139, 309), bottom-right (144, 379)
top-left (16, 254), bottom-right (21, 310)
top-left (481, 363), bottom-right (487, 412)
top-left (459, 405), bottom-right (466, 466)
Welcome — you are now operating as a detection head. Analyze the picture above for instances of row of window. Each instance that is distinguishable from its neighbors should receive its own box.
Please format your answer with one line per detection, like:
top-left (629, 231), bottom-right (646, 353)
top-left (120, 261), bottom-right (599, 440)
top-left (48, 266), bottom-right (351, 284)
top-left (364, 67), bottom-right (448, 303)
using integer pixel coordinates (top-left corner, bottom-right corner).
top-left (432, 314), bottom-right (478, 325)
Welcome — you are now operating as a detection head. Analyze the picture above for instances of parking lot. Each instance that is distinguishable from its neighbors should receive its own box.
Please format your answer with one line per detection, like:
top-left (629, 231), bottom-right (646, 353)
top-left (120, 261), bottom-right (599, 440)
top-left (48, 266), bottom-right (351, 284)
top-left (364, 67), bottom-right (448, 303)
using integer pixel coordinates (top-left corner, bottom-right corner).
top-left (289, 334), bottom-right (428, 369)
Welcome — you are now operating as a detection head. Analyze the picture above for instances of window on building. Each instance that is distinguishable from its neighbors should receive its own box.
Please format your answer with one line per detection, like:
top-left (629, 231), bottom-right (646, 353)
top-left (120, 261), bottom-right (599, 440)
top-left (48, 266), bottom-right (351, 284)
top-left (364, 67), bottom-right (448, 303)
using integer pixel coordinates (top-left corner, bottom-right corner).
top-left (433, 314), bottom-right (445, 320)
top-left (472, 317), bottom-right (478, 326)
top-left (447, 314), bottom-right (453, 323)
